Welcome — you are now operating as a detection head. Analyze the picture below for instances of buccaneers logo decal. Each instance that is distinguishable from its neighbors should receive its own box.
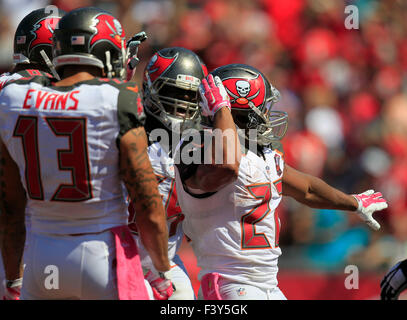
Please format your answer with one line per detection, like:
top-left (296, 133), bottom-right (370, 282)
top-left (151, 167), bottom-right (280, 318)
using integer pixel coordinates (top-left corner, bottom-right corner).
top-left (222, 74), bottom-right (266, 110)
top-left (29, 17), bottom-right (60, 50)
top-left (144, 52), bottom-right (177, 83)
top-left (90, 14), bottom-right (125, 50)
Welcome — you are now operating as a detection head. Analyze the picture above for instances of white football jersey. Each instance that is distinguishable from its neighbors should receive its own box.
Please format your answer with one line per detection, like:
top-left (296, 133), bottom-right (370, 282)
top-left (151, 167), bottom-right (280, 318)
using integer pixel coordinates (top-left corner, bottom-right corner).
top-left (1, 70), bottom-right (52, 235)
top-left (128, 141), bottom-right (184, 268)
top-left (0, 70), bottom-right (53, 288)
top-left (0, 69), bottom-right (51, 90)
top-left (0, 72), bottom-right (21, 89)
top-left (0, 76), bottom-right (144, 235)
top-left (175, 146), bottom-right (284, 290)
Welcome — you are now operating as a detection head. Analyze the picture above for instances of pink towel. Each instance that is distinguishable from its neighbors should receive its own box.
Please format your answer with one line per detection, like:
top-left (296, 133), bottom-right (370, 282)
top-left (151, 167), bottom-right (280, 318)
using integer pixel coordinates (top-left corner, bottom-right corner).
top-left (110, 225), bottom-right (150, 300)
top-left (201, 272), bottom-right (222, 300)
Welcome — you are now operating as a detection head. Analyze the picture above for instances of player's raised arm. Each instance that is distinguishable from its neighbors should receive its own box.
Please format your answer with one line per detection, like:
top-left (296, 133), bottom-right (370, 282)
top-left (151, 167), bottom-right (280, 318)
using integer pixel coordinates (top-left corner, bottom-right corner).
top-left (0, 139), bottom-right (26, 299)
top-left (183, 75), bottom-right (241, 192)
top-left (119, 127), bottom-right (170, 273)
top-left (282, 164), bottom-right (388, 230)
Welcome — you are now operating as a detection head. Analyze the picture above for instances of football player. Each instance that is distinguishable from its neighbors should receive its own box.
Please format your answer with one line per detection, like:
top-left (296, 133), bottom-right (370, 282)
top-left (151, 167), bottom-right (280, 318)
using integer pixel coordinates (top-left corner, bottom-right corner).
top-left (0, 7), bottom-right (65, 300)
top-left (0, 7), bottom-right (171, 300)
top-left (0, 8), bottom-right (65, 89)
top-left (174, 64), bottom-right (388, 300)
top-left (127, 47), bottom-right (208, 300)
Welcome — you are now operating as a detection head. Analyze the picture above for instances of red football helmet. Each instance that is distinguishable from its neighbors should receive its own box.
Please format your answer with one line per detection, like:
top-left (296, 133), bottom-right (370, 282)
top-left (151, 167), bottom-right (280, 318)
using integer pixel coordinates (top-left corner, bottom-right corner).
top-left (13, 8), bottom-right (65, 66)
top-left (210, 64), bottom-right (288, 146)
top-left (52, 7), bottom-right (127, 79)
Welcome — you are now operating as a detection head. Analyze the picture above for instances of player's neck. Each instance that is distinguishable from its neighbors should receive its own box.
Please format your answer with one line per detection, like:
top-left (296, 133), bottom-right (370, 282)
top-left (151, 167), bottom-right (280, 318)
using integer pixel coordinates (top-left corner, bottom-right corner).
top-left (54, 66), bottom-right (104, 87)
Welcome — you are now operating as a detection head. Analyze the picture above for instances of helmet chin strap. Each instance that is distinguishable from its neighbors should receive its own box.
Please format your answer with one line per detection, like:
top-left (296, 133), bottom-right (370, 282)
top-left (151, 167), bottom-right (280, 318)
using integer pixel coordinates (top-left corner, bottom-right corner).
top-left (244, 101), bottom-right (288, 145)
top-left (121, 39), bottom-right (127, 80)
top-left (146, 71), bottom-right (154, 92)
top-left (102, 41), bottom-right (127, 80)
top-left (246, 84), bottom-right (281, 127)
top-left (40, 49), bottom-right (61, 80)
top-left (247, 101), bottom-right (268, 124)
top-left (105, 51), bottom-right (113, 78)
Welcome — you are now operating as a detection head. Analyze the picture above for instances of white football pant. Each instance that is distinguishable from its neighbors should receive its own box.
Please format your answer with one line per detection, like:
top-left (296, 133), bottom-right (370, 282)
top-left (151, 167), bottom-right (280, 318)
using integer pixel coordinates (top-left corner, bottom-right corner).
top-left (20, 231), bottom-right (119, 300)
top-left (169, 254), bottom-right (195, 300)
top-left (198, 278), bottom-right (287, 300)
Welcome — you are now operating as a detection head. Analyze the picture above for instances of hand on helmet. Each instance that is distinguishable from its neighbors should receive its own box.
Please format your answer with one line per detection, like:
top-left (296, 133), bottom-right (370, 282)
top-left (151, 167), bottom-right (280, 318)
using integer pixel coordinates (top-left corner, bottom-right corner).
top-left (352, 189), bottom-right (388, 231)
top-left (198, 74), bottom-right (231, 119)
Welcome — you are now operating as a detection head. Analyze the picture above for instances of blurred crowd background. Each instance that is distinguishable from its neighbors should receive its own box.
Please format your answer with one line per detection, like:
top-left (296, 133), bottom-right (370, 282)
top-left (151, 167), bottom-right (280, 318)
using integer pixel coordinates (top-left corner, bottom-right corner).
top-left (1, 0), bottom-right (406, 299)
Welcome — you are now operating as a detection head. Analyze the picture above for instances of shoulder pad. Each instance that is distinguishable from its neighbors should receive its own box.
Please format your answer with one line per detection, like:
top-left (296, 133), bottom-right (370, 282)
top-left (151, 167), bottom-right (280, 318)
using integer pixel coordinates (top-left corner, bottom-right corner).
top-left (16, 69), bottom-right (53, 79)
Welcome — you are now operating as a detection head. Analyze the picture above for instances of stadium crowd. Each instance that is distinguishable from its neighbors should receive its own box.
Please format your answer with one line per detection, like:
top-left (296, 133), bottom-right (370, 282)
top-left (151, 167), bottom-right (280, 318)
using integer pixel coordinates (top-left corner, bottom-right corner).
top-left (0, 0), bottom-right (405, 276)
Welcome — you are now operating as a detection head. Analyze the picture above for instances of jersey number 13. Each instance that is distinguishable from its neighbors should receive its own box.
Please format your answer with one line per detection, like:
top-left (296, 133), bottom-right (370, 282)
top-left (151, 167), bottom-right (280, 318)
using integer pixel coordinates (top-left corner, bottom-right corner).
top-left (13, 115), bottom-right (92, 202)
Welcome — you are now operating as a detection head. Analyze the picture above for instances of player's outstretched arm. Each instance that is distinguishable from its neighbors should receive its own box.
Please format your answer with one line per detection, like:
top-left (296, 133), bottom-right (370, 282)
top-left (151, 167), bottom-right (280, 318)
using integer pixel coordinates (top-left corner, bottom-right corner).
top-left (0, 140), bottom-right (26, 299)
top-left (119, 127), bottom-right (171, 273)
top-left (185, 75), bottom-right (241, 192)
top-left (282, 164), bottom-right (388, 230)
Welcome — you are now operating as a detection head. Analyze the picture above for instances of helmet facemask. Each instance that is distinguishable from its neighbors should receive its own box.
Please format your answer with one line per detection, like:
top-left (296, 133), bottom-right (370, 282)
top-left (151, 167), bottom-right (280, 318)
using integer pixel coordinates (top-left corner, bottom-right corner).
top-left (144, 73), bottom-right (201, 133)
top-left (251, 107), bottom-right (289, 146)
top-left (234, 85), bottom-right (288, 147)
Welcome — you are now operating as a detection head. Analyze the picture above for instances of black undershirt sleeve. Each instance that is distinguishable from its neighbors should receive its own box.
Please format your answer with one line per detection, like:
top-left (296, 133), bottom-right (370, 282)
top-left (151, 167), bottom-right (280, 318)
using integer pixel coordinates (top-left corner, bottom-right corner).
top-left (174, 130), bottom-right (216, 198)
top-left (174, 130), bottom-right (206, 182)
top-left (116, 82), bottom-right (146, 148)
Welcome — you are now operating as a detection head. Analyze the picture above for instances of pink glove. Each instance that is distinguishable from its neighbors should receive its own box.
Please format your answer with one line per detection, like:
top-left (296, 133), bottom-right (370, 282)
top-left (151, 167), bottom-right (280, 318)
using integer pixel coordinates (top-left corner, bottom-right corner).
top-left (198, 74), bottom-right (231, 119)
top-left (144, 270), bottom-right (174, 300)
top-left (352, 190), bottom-right (388, 231)
top-left (3, 278), bottom-right (22, 300)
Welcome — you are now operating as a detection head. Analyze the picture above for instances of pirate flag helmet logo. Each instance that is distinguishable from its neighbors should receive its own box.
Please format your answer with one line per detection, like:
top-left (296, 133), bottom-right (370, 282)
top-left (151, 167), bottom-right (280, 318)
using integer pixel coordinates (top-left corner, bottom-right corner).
top-left (222, 74), bottom-right (266, 110)
top-left (90, 13), bottom-right (126, 50)
top-left (210, 63), bottom-right (289, 146)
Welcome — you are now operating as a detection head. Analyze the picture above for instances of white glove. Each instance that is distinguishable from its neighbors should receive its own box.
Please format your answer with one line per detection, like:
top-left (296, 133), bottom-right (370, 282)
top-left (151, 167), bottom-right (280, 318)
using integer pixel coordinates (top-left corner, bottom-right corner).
top-left (198, 74), bottom-right (231, 119)
top-left (381, 259), bottom-right (407, 300)
top-left (3, 278), bottom-right (22, 300)
top-left (352, 189), bottom-right (388, 231)
top-left (144, 269), bottom-right (175, 300)
top-left (126, 31), bottom-right (148, 81)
